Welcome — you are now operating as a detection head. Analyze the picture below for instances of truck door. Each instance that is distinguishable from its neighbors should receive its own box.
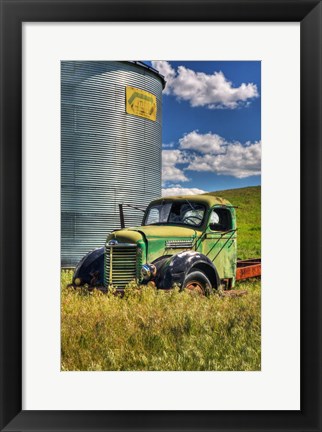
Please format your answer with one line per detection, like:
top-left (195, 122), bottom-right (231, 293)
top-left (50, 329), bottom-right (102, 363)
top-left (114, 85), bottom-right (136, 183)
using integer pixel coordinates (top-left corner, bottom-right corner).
top-left (201, 206), bottom-right (237, 285)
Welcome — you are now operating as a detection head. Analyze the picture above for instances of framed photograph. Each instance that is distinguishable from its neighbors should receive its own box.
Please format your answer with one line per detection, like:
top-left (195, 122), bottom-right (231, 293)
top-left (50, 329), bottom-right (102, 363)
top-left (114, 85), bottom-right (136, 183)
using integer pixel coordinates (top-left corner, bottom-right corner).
top-left (60, 58), bottom-right (262, 374)
top-left (0, 1), bottom-right (321, 431)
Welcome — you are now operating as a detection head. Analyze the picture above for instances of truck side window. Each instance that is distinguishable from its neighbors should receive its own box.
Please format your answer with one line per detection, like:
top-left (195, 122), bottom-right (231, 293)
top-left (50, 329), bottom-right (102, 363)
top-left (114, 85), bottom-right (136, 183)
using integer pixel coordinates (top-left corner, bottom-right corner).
top-left (209, 208), bottom-right (232, 231)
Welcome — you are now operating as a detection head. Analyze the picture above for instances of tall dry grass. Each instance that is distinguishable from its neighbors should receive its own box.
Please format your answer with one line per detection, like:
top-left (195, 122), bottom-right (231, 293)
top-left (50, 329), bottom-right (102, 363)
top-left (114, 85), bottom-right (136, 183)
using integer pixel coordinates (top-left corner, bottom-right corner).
top-left (61, 270), bottom-right (261, 371)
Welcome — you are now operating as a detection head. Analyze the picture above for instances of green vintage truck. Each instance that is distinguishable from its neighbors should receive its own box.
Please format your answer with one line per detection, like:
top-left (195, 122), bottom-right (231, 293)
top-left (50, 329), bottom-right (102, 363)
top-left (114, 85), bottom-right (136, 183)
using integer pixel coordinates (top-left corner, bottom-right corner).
top-left (72, 193), bottom-right (260, 294)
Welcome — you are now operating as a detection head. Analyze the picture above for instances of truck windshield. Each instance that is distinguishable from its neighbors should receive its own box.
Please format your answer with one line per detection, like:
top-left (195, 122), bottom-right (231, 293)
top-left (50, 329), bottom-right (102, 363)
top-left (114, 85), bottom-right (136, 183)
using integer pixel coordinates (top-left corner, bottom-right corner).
top-left (144, 201), bottom-right (205, 227)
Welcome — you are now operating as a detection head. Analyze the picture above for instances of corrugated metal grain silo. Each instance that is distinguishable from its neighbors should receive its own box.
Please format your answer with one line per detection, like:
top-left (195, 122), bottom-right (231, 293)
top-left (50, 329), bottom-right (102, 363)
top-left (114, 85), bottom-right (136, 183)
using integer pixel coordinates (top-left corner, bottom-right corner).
top-left (61, 61), bottom-right (165, 266)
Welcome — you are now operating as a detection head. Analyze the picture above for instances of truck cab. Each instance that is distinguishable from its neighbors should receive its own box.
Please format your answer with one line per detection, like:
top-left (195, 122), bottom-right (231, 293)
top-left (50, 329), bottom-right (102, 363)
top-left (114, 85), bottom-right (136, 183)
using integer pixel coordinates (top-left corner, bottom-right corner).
top-left (102, 194), bottom-right (237, 294)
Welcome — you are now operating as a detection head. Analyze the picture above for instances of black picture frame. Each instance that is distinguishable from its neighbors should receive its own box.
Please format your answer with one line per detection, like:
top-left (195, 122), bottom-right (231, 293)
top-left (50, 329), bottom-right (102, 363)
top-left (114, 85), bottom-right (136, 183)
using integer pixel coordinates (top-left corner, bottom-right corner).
top-left (0, 1), bottom-right (321, 431)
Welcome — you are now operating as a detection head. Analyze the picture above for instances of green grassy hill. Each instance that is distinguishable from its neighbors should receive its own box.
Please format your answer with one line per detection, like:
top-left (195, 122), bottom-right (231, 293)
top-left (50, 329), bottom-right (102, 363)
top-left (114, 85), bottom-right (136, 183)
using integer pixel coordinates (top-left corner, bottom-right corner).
top-left (206, 186), bottom-right (261, 260)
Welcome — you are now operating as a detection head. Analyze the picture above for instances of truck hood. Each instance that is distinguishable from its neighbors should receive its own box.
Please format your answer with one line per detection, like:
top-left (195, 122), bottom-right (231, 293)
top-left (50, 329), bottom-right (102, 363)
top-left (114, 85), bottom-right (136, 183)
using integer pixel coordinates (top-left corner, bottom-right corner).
top-left (108, 225), bottom-right (198, 243)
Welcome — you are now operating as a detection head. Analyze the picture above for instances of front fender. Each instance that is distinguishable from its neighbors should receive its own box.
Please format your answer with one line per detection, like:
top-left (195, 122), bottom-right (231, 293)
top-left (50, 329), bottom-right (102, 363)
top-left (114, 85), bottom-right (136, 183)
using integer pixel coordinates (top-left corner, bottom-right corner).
top-left (153, 250), bottom-right (220, 290)
top-left (73, 247), bottom-right (104, 286)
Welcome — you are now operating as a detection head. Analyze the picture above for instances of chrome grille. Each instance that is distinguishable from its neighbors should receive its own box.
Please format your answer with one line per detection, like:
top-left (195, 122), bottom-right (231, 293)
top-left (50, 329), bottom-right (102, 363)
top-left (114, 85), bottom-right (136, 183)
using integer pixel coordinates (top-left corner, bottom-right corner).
top-left (105, 244), bottom-right (137, 289)
top-left (165, 240), bottom-right (193, 249)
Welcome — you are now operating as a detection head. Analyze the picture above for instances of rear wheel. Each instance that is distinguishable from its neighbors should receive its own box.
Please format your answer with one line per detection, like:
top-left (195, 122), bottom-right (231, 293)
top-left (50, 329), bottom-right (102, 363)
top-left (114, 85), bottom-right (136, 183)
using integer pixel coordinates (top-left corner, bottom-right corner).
top-left (183, 270), bottom-right (213, 296)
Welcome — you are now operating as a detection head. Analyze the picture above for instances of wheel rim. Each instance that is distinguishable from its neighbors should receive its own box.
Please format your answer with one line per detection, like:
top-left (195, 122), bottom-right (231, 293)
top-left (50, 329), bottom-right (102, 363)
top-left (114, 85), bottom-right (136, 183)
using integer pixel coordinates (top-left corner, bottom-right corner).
top-left (185, 280), bottom-right (204, 295)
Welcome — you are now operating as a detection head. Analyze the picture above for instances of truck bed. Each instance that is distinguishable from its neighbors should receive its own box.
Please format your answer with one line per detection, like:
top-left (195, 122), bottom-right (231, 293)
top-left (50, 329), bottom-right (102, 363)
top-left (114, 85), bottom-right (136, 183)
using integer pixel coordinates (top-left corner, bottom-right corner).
top-left (236, 258), bottom-right (261, 281)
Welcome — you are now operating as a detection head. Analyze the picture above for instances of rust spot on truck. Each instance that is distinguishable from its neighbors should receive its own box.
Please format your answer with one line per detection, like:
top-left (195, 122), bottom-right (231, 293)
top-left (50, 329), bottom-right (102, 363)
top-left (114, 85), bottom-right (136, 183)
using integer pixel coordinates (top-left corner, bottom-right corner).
top-left (236, 259), bottom-right (261, 281)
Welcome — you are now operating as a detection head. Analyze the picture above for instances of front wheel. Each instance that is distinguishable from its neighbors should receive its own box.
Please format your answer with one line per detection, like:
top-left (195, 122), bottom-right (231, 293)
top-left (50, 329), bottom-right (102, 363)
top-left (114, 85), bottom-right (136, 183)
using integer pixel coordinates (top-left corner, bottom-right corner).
top-left (182, 270), bottom-right (213, 296)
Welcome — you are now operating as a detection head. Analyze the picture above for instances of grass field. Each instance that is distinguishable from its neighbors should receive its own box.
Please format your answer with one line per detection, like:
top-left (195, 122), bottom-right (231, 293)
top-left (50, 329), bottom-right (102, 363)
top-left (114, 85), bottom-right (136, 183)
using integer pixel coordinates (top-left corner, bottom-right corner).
top-left (207, 185), bottom-right (261, 259)
top-left (61, 186), bottom-right (261, 371)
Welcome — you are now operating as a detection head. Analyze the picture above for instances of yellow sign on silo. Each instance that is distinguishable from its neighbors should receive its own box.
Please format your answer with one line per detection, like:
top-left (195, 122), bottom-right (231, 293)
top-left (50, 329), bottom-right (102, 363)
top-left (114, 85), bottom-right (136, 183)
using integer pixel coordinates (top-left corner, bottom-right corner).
top-left (126, 86), bottom-right (157, 121)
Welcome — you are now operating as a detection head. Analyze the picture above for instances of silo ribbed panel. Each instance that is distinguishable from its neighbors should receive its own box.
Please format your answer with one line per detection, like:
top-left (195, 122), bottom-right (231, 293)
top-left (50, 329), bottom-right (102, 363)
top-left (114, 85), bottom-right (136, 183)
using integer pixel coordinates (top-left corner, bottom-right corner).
top-left (61, 61), bottom-right (163, 266)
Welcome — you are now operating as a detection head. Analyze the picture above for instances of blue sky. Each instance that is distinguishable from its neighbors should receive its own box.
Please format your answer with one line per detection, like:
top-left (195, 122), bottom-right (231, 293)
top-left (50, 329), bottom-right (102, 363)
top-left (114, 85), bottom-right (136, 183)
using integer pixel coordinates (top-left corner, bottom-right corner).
top-left (146, 61), bottom-right (261, 196)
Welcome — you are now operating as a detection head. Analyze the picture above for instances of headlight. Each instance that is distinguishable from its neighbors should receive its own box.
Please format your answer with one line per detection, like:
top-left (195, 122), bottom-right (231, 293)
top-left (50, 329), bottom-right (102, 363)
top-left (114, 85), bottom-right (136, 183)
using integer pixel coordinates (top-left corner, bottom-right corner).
top-left (108, 239), bottom-right (118, 246)
top-left (141, 263), bottom-right (157, 281)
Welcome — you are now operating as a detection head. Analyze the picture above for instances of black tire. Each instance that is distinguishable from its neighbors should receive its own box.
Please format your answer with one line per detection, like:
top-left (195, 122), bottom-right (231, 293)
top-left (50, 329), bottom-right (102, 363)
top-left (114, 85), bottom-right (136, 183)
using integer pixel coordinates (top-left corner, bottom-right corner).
top-left (73, 247), bottom-right (104, 287)
top-left (182, 270), bottom-right (213, 296)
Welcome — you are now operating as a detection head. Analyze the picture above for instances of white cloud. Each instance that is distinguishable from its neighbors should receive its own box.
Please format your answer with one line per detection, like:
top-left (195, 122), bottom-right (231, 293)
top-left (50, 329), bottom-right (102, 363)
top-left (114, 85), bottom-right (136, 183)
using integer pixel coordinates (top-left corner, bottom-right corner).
top-left (179, 130), bottom-right (226, 154)
top-left (152, 61), bottom-right (258, 109)
top-left (162, 142), bottom-right (174, 149)
top-left (162, 132), bottom-right (261, 181)
top-left (186, 141), bottom-right (261, 178)
top-left (162, 166), bottom-right (188, 182)
top-left (162, 186), bottom-right (206, 197)
top-left (162, 150), bottom-right (189, 182)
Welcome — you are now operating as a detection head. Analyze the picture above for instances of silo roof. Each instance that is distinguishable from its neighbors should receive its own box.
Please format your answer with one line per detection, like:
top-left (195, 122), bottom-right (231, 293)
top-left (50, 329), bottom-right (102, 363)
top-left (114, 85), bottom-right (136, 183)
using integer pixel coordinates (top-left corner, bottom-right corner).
top-left (126, 61), bottom-right (166, 89)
